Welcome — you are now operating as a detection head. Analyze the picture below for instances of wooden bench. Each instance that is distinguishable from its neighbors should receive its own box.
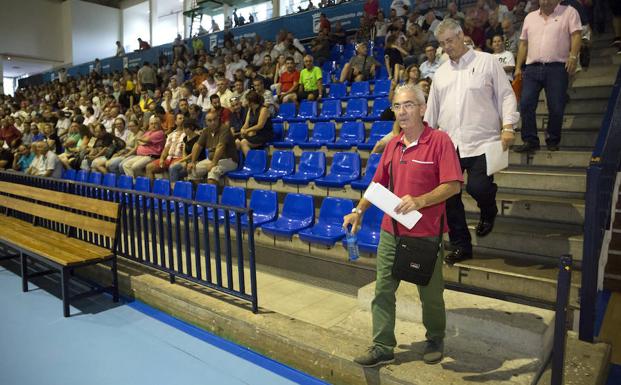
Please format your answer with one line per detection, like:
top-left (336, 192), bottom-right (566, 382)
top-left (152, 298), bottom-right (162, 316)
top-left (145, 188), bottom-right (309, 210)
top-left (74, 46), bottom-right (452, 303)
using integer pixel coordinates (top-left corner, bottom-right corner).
top-left (0, 181), bottom-right (121, 317)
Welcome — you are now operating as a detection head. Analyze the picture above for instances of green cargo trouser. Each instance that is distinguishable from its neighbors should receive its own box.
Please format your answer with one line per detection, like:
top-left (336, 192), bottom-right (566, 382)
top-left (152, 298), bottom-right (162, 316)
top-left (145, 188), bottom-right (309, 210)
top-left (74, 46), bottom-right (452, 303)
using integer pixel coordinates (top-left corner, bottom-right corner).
top-left (372, 230), bottom-right (446, 353)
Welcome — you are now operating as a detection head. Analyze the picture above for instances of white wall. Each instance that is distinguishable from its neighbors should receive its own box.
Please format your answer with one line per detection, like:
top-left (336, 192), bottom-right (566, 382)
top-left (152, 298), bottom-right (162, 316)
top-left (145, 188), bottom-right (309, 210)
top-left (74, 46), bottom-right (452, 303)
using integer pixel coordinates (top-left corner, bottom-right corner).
top-left (0, 0), bottom-right (65, 63)
top-left (123, 2), bottom-right (150, 53)
top-left (69, 0), bottom-right (121, 65)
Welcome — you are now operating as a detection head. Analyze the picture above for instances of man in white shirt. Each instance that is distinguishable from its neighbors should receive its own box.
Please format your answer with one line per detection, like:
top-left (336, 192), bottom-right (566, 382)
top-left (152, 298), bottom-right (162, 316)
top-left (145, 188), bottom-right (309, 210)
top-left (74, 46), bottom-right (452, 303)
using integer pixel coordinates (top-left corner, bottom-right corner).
top-left (419, 44), bottom-right (443, 79)
top-left (391, 0), bottom-right (411, 17)
top-left (424, 19), bottom-right (519, 264)
top-left (26, 141), bottom-right (63, 178)
top-left (215, 78), bottom-right (234, 109)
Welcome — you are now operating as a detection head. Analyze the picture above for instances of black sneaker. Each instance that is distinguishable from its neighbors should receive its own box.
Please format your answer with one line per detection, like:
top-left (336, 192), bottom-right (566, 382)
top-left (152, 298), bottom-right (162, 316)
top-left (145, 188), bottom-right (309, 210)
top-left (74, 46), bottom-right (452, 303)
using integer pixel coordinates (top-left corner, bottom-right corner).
top-left (546, 144), bottom-right (560, 152)
top-left (513, 142), bottom-right (540, 153)
top-left (423, 339), bottom-right (444, 364)
top-left (353, 346), bottom-right (395, 367)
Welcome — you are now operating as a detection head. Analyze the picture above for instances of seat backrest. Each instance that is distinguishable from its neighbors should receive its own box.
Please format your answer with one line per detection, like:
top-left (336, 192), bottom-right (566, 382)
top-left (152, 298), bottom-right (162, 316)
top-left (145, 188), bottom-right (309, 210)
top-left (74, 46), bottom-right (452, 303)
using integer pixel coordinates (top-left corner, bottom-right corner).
top-left (339, 121), bottom-right (365, 142)
top-left (298, 151), bottom-right (326, 175)
top-left (249, 190), bottom-right (278, 216)
top-left (272, 123), bottom-right (284, 141)
top-left (195, 183), bottom-right (217, 204)
top-left (373, 80), bottom-right (391, 96)
top-left (102, 173), bottom-right (117, 187)
top-left (62, 169), bottom-right (77, 181)
top-left (277, 103), bottom-right (296, 119)
top-left (327, 83), bottom-right (346, 99)
top-left (298, 101), bottom-right (317, 118)
top-left (172, 181), bottom-right (193, 200)
top-left (117, 175), bottom-right (133, 190)
top-left (361, 204), bottom-right (383, 230)
top-left (376, 65), bottom-right (389, 80)
top-left (88, 171), bottom-right (102, 185)
top-left (311, 122), bottom-right (336, 141)
top-left (363, 153), bottom-right (382, 176)
top-left (285, 123), bottom-right (309, 142)
top-left (76, 170), bottom-right (89, 183)
top-left (346, 98), bottom-right (368, 116)
top-left (371, 98), bottom-right (391, 116)
top-left (369, 120), bottom-right (393, 139)
top-left (269, 151), bottom-right (295, 173)
top-left (281, 193), bottom-right (314, 221)
top-left (153, 178), bottom-right (171, 197)
top-left (349, 81), bottom-right (370, 97)
top-left (317, 197), bottom-right (354, 226)
top-left (220, 186), bottom-right (246, 208)
top-left (134, 176), bottom-right (151, 192)
top-left (243, 150), bottom-right (268, 173)
top-left (329, 152), bottom-right (361, 177)
top-left (320, 99), bottom-right (342, 117)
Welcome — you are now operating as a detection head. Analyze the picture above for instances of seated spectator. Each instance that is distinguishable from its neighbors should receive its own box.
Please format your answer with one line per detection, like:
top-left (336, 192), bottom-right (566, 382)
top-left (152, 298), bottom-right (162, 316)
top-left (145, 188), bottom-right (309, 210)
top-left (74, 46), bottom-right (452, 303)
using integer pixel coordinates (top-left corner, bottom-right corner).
top-left (311, 29), bottom-right (331, 66)
top-left (209, 94), bottom-right (231, 127)
top-left (391, 0), bottom-right (411, 17)
top-left (12, 143), bottom-right (35, 172)
top-left (196, 84), bottom-right (211, 112)
top-left (384, 34), bottom-right (408, 82)
top-left (258, 55), bottom-right (276, 82)
top-left (419, 44), bottom-right (443, 79)
top-left (41, 123), bottom-right (62, 154)
top-left (137, 37), bottom-right (151, 51)
top-left (237, 90), bottom-right (273, 155)
top-left (229, 97), bottom-right (247, 141)
top-left (58, 122), bottom-right (91, 170)
top-left (105, 119), bottom-right (144, 174)
top-left (444, 2), bottom-right (466, 25)
top-left (26, 141), bottom-right (63, 178)
top-left (364, 0), bottom-right (380, 20)
top-left (215, 77), bottom-right (234, 109)
top-left (168, 119), bottom-right (202, 186)
top-left (491, 34), bottom-right (515, 82)
top-left (121, 115), bottom-right (165, 177)
top-left (277, 57), bottom-right (300, 103)
top-left (463, 15), bottom-right (485, 49)
top-left (252, 78), bottom-right (277, 115)
top-left (416, 77), bottom-right (431, 100)
top-left (422, 10), bottom-right (441, 35)
top-left (0, 117), bottom-right (22, 148)
top-left (485, 10), bottom-right (504, 52)
top-left (512, 0), bottom-right (527, 28)
top-left (0, 141), bottom-right (14, 170)
top-left (355, 15), bottom-right (374, 41)
top-left (298, 55), bottom-right (323, 101)
top-left (330, 21), bottom-right (348, 46)
top-left (501, 17), bottom-right (520, 56)
top-left (81, 123), bottom-right (115, 171)
top-left (188, 110), bottom-right (238, 185)
top-left (339, 43), bottom-right (380, 82)
top-left (146, 113), bottom-right (186, 179)
top-left (402, 64), bottom-right (421, 85)
top-left (374, 10), bottom-right (390, 39)
top-left (319, 13), bottom-right (331, 32)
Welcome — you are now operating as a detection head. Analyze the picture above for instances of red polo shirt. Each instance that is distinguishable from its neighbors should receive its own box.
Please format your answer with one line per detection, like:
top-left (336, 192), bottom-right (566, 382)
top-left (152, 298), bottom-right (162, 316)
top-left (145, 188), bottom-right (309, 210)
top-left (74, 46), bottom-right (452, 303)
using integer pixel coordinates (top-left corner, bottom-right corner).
top-left (371, 125), bottom-right (463, 237)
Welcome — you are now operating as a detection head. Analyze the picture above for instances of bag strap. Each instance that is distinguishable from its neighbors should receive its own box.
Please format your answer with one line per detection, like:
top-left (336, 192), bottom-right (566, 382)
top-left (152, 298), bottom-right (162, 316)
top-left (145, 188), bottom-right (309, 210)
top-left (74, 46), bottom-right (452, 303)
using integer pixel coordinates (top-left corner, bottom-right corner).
top-left (389, 144), bottom-right (444, 241)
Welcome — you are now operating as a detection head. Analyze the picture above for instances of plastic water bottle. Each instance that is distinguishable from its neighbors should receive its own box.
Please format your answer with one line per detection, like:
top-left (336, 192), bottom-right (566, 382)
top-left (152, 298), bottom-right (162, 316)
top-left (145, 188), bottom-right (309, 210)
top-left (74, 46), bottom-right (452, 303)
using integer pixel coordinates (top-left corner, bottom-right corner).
top-left (346, 226), bottom-right (360, 261)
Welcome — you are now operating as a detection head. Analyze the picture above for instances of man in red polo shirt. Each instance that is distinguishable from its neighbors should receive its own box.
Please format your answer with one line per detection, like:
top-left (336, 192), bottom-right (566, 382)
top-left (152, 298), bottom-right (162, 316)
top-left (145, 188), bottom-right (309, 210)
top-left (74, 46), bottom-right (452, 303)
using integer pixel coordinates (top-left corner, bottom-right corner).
top-left (277, 57), bottom-right (300, 104)
top-left (343, 84), bottom-right (463, 367)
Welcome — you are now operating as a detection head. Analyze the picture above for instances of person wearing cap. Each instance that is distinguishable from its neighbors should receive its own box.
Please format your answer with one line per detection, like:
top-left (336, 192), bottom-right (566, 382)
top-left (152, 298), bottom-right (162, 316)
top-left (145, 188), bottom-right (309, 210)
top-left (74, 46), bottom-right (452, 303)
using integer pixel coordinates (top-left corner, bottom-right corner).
top-left (339, 43), bottom-right (380, 83)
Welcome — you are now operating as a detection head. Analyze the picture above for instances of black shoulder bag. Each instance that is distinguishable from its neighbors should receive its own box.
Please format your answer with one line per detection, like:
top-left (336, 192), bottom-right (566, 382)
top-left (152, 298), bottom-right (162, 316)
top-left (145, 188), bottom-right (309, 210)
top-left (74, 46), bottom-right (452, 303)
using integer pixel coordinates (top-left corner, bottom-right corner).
top-left (389, 156), bottom-right (444, 286)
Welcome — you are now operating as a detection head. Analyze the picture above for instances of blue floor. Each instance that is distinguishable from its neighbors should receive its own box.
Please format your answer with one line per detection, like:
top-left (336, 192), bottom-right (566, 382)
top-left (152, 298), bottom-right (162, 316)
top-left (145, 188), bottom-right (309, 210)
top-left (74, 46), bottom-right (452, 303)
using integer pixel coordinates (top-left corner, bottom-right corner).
top-left (0, 267), bottom-right (327, 385)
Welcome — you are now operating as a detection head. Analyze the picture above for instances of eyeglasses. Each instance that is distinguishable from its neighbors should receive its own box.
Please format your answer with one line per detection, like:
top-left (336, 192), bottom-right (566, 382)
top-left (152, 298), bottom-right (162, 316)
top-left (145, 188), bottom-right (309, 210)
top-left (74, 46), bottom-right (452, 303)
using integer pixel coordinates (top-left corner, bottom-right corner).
top-left (391, 101), bottom-right (420, 112)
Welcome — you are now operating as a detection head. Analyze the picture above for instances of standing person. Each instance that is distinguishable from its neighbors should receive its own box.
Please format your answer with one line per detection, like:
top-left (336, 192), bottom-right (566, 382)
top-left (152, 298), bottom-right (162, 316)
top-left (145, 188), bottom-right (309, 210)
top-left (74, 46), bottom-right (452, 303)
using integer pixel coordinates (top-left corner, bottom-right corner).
top-left (513, 0), bottom-right (582, 153)
top-left (115, 41), bottom-right (125, 57)
top-left (491, 34), bottom-right (516, 81)
top-left (137, 62), bottom-right (158, 93)
top-left (424, 19), bottom-right (519, 264)
top-left (342, 84), bottom-right (463, 367)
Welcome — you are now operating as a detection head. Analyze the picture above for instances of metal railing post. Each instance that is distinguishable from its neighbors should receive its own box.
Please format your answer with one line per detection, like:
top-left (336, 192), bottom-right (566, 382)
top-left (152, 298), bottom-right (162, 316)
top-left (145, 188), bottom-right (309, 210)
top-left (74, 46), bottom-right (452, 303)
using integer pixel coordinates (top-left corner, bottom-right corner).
top-left (551, 255), bottom-right (573, 385)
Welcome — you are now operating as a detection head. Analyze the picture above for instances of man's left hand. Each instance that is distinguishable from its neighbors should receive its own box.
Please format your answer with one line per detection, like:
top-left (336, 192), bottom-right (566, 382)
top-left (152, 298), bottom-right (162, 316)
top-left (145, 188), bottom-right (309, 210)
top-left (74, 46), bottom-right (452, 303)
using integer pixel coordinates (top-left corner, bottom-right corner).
top-left (501, 131), bottom-right (515, 151)
top-left (394, 194), bottom-right (426, 214)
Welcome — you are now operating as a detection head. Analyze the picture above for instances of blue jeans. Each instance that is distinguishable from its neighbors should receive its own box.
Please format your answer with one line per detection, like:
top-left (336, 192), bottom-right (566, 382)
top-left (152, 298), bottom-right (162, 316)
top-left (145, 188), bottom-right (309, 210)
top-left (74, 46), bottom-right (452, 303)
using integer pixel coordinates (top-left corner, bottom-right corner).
top-left (169, 162), bottom-right (188, 183)
top-left (519, 63), bottom-right (568, 146)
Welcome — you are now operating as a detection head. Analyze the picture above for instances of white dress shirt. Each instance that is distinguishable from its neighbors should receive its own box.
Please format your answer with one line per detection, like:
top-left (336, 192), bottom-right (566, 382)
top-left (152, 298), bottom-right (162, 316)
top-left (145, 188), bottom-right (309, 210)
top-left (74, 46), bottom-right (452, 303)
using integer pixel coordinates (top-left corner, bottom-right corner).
top-left (424, 49), bottom-right (519, 158)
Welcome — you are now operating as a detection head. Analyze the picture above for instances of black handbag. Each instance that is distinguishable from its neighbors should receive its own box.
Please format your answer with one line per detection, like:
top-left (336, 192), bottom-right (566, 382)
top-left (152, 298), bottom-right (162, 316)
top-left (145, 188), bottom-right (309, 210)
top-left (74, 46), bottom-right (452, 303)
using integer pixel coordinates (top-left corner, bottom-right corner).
top-left (388, 157), bottom-right (443, 286)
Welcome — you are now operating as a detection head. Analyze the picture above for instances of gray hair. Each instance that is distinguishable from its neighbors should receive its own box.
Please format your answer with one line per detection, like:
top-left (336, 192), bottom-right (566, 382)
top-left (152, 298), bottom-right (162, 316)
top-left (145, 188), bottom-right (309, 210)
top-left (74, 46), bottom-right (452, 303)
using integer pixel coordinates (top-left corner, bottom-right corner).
top-left (394, 83), bottom-right (426, 105)
top-left (434, 18), bottom-right (463, 39)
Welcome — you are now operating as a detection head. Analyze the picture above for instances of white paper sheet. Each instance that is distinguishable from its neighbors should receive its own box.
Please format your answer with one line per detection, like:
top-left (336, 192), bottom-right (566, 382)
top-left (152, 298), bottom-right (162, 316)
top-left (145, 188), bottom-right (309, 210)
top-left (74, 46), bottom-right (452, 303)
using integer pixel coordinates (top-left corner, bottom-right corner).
top-left (363, 182), bottom-right (423, 230)
top-left (484, 141), bottom-right (509, 176)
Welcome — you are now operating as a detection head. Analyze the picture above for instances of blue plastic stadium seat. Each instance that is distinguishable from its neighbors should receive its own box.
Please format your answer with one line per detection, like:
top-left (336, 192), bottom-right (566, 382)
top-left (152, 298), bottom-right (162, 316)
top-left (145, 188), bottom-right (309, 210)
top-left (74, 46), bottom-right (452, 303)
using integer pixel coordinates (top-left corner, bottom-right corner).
top-left (298, 122), bottom-right (336, 149)
top-left (325, 83), bottom-right (346, 100)
top-left (376, 66), bottom-right (389, 80)
top-left (314, 152), bottom-right (361, 188)
top-left (312, 99), bottom-right (342, 122)
top-left (218, 186), bottom-right (246, 221)
top-left (363, 98), bottom-right (391, 122)
top-left (272, 123), bottom-right (308, 148)
top-left (132, 176), bottom-right (151, 208)
top-left (373, 47), bottom-right (385, 63)
top-left (341, 204), bottom-right (383, 254)
top-left (194, 183), bottom-right (217, 218)
top-left (227, 150), bottom-right (267, 180)
top-left (282, 151), bottom-right (326, 185)
top-left (272, 102), bottom-right (296, 123)
top-left (101, 173), bottom-right (117, 201)
top-left (335, 98), bottom-right (368, 122)
top-left (327, 121), bottom-right (365, 149)
top-left (170, 181), bottom-right (193, 213)
top-left (117, 174), bottom-right (133, 190)
top-left (373, 80), bottom-right (391, 97)
top-left (261, 194), bottom-right (315, 238)
top-left (357, 121), bottom-right (393, 150)
top-left (74, 170), bottom-right (89, 195)
top-left (298, 197), bottom-right (354, 246)
top-left (290, 101), bottom-right (317, 123)
top-left (345, 81), bottom-right (370, 99)
top-left (272, 123), bottom-right (284, 142)
top-left (62, 169), bottom-right (76, 181)
top-left (253, 150), bottom-right (295, 182)
top-left (152, 178), bottom-right (170, 210)
top-left (351, 153), bottom-right (381, 190)
top-left (241, 190), bottom-right (278, 228)
top-left (88, 171), bottom-right (102, 185)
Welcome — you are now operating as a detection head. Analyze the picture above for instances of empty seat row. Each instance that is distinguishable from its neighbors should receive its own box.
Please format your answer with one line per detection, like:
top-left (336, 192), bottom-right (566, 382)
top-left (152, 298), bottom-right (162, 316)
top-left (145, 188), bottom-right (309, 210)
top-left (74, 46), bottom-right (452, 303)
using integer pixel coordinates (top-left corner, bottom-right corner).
top-left (323, 80), bottom-right (391, 100)
top-left (227, 149), bottom-right (381, 190)
top-left (272, 97), bottom-right (390, 123)
top-left (273, 120), bottom-right (392, 150)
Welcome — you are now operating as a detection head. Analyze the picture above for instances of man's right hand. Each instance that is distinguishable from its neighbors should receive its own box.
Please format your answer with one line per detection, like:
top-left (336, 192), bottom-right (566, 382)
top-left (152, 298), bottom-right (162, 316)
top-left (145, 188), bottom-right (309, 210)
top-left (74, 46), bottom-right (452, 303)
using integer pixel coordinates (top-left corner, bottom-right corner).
top-left (187, 162), bottom-right (195, 171)
top-left (342, 212), bottom-right (361, 234)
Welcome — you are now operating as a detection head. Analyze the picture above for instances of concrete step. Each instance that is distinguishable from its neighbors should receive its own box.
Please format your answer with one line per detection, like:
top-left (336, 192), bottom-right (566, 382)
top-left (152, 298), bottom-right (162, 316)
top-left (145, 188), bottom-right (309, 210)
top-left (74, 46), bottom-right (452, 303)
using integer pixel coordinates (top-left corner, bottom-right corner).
top-left (463, 192), bottom-right (584, 225)
top-left (514, 130), bottom-right (598, 148)
top-left (357, 281), bottom-right (555, 359)
top-left (557, 85), bottom-right (612, 100)
top-left (572, 64), bottom-right (620, 87)
top-left (534, 113), bottom-right (603, 130)
top-left (508, 149), bottom-right (591, 168)
top-left (491, 167), bottom-right (586, 194)
top-left (536, 98), bottom-right (608, 115)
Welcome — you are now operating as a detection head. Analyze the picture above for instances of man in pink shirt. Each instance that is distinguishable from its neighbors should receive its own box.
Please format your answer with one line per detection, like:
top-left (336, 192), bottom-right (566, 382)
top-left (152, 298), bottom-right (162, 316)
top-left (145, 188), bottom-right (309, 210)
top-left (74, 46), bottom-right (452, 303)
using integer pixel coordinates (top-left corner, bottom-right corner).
top-left (513, 0), bottom-right (581, 153)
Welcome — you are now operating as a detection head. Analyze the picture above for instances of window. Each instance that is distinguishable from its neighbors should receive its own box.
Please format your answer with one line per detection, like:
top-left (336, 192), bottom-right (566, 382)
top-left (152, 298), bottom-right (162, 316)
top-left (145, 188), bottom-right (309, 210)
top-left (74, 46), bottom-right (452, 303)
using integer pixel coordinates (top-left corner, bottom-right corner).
top-left (280, 0), bottom-right (313, 16)
top-left (236, 1), bottom-right (273, 23)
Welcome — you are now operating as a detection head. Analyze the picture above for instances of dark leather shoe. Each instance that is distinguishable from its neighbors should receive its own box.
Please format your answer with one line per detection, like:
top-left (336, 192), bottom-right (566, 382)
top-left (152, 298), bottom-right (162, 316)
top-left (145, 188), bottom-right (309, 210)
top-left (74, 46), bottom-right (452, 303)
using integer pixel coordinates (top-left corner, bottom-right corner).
top-left (444, 248), bottom-right (472, 265)
top-left (476, 217), bottom-right (496, 237)
top-left (513, 142), bottom-right (540, 153)
top-left (546, 144), bottom-right (560, 152)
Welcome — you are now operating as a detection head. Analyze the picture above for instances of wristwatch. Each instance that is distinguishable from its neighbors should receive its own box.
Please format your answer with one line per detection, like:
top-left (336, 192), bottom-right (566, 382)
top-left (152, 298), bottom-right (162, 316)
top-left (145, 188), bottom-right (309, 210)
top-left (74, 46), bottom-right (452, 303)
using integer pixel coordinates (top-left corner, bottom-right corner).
top-left (351, 207), bottom-right (362, 215)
